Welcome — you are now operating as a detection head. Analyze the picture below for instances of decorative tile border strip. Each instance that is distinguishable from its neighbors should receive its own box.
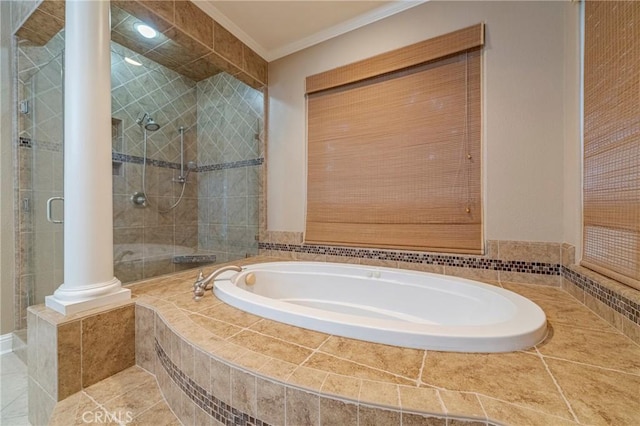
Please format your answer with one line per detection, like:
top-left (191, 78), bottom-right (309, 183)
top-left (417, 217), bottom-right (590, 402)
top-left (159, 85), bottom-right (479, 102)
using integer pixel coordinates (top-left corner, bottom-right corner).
top-left (112, 152), bottom-right (264, 172)
top-left (172, 254), bottom-right (217, 264)
top-left (112, 152), bottom-right (182, 170)
top-left (155, 339), bottom-right (270, 426)
top-left (258, 242), bottom-right (561, 275)
top-left (18, 137), bottom-right (62, 152)
top-left (562, 266), bottom-right (640, 325)
top-left (198, 157), bottom-right (264, 172)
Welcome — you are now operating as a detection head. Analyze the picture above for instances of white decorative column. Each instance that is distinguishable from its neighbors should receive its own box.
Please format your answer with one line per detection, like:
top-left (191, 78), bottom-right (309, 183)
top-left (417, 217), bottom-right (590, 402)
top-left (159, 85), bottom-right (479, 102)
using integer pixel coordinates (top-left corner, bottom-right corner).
top-left (46, 0), bottom-right (130, 315)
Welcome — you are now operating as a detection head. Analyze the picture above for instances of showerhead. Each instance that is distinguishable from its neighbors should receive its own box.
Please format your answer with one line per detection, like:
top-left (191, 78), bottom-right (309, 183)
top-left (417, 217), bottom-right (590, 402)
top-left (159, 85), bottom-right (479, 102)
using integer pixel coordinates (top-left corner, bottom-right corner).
top-left (144, 117), bottom-right (160, 131)
top-left (136, 112), bottom-right (161, 131)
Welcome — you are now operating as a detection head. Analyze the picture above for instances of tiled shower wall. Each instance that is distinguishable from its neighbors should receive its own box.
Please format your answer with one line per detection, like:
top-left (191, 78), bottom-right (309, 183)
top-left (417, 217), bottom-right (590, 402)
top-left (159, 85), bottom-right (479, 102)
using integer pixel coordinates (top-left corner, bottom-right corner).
top-left (196, 73), bottom-right (264, 263)
top-left (110, 42), bottom-right (200, 283)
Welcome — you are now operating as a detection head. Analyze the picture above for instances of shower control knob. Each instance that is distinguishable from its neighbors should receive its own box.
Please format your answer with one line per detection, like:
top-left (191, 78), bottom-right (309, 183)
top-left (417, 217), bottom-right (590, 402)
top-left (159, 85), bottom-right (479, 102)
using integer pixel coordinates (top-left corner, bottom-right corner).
top-left (131, 192), bottom-right (147, 207)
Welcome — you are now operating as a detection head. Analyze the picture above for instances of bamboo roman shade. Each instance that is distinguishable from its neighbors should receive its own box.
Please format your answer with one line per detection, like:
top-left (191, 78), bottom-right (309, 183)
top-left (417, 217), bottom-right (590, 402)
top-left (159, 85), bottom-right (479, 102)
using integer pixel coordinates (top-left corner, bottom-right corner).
top-left (305, 25), bottom-right (484, 253)
top-left (583, 2), bottom-right (640, 290)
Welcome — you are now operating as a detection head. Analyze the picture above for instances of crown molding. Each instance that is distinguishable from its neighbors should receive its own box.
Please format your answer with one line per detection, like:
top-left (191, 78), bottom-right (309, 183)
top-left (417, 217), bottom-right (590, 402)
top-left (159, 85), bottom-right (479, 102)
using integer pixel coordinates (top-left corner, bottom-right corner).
top-left (194, 1), bottom-right (427, 62)
top-left (268, 1), bottom-right (427, 61)
top-left (193, 1), bottom-right (270, 60)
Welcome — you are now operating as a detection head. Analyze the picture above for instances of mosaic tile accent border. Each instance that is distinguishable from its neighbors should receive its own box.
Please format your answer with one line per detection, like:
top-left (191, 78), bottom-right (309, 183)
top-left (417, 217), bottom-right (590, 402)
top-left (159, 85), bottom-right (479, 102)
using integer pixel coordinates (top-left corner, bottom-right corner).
top-left (258, 242), bottom-right (561, 275)
top-left (171, 254), bottom-right (217, 264)
top-left (112, 152), bottom-right (263, 172)
top-left (562, 266), bottom-right (640, 325)
top-left (155, 340), bottom-right (271, 426)
top-left (198, 158), bottom-right (264, 172)
top-left (17, 137), bottom-right (62, 152)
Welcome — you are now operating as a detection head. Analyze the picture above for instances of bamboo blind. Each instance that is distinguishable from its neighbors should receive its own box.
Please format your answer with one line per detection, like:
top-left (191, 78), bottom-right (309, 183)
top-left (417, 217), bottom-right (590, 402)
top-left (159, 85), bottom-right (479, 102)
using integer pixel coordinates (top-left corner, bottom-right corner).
top-left (305, 27), bottom-right (483, 253)
top-left (583, 1), bottom-right (640, 290)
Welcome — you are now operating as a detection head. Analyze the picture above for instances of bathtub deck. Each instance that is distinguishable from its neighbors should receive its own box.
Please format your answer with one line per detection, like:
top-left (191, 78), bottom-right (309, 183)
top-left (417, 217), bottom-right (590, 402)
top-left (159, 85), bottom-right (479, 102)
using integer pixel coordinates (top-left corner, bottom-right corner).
top-left (55, 256), bottom-right (640, 425)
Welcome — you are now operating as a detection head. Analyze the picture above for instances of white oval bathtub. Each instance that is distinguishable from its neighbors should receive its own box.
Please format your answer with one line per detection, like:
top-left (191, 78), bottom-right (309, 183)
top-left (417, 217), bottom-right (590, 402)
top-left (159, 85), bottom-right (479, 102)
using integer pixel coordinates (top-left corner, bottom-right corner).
top-left (212, 261), bottom-right (547, 353)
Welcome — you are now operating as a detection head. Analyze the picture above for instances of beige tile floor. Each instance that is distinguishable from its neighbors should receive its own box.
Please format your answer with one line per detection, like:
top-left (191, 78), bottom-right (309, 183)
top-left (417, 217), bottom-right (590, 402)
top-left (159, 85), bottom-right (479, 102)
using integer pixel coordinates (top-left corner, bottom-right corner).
top-left (0, 351), bottom-right (30, 426)
top-left (48, 366), bottom-right (179, 426)
top-left (128, 257), bottom-right (640, 426)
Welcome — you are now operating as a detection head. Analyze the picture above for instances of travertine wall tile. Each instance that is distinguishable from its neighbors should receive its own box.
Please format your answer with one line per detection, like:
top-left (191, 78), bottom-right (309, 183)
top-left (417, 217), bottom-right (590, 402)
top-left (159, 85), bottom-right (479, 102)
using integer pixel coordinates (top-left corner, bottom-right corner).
top-left (28, 377), bottom-right (56, 426)
top-left (210, 357), bottom-right (232, 404)
top-left (81, 304), bottom-right (136, 387)
top-left (286, 388), bottom-right (319, 426)
top-left (401, 412), bottom-right (447, 426)
top-left (500, 270), bottom-right (561, 286)
top-left (445, 265), bottom-right (499, 283)
top-left (561, 243), bottom-right (575, 266)
top-left (320, 397), bottom-right (358, 425)
top-left (135, 305), bottom-right (155, 373)
top-left (499, 240), bottom-right (561, 264)
top-left (584, 293), bottom-right (624, 332)
top-left (175, 0), bottom-right (213, 48)
top-left (622, 316), bottom-right (640, 346)
top-left (561, 277), bottom-right (584, 303)
top-left (27, 310), bottom-right (37, 379)
top-left (140, 0), bottom-right (174, 23)
top-left (231, 369), bottom-right (257, 417)
top-left (214, 22), bottom-right (243, 67)
top-left (256, 378), bottom-right (285, 425)
top-left (243, 45), bottom-right (268, 84)
top-left (36, 316), bottom-right (57, 399)
top-left (359, 405), bottom-right (401, 425)
top-left (57, 320), bottom-right (81, 400)
top-left (112, 0), bottom-right (174, 32)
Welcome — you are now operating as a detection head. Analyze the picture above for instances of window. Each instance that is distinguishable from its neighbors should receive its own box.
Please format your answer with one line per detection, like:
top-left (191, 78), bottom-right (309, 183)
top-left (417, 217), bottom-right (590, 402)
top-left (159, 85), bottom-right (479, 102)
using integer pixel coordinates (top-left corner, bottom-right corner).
top-left (582, 2), bottom-right (640, 290)
top-left (305, 25), bottom-right (484, 253)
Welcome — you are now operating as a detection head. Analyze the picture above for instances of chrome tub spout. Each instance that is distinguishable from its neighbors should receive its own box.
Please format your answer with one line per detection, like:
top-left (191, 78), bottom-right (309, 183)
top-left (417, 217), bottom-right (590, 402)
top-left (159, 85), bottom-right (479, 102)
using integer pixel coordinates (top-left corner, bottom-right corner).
top-left (193, 265), bottom-right (242, 300)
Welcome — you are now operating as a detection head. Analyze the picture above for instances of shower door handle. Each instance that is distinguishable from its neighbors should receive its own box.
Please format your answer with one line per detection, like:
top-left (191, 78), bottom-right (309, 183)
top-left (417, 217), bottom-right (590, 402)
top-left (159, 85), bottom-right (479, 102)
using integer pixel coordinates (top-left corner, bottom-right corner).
top-left (46, 197), bottom-right (64, 224)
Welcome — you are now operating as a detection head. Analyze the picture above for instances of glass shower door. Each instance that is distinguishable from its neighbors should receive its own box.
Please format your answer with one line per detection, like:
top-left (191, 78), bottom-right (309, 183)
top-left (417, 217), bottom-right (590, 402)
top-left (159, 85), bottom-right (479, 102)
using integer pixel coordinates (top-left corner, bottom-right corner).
top-left (19, 52), bottom-right (64, 312)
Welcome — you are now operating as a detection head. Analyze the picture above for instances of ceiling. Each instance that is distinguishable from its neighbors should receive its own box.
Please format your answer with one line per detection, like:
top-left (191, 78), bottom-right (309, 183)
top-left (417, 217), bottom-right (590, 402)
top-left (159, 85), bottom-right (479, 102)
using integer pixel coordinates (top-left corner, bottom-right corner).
top-left (194, 1), bottom-right (426, 61)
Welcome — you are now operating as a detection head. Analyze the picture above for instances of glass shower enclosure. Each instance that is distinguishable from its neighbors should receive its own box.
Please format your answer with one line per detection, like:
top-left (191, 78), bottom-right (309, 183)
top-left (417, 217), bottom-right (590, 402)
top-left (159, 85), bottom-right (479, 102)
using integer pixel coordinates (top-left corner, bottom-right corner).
top-left (14, 32), bottom-right (264, 336)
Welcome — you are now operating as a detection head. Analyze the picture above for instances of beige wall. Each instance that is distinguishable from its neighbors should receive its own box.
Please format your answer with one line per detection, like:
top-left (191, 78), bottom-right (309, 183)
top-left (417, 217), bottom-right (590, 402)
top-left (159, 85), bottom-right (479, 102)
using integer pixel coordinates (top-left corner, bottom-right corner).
top-left (562, 2), bottom-right (583, 258)
top-left (267, 1), bottom-right (580, 246)
top-left (1, 0), bottom-right (16, 334)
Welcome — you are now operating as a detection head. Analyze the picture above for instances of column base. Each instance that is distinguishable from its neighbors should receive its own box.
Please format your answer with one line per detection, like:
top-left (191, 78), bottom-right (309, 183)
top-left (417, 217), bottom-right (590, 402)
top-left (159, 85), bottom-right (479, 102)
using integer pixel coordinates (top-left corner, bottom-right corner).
top-left (45, 287), bottom-right (131, 316)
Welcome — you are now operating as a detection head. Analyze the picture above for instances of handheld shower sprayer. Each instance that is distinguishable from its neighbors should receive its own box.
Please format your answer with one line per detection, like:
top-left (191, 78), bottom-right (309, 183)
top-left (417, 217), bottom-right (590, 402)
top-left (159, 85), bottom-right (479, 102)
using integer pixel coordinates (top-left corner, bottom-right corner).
top-left (175, 161), bottom-right (197, 184)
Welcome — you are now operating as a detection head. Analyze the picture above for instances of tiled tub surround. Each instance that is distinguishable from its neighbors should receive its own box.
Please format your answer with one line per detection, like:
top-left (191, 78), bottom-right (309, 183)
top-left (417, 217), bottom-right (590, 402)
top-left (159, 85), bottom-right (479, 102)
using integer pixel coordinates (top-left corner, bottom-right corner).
top-left (259, 234), bottom-right (640, 345)
top-left (26, 256), bottom-right (635, 426)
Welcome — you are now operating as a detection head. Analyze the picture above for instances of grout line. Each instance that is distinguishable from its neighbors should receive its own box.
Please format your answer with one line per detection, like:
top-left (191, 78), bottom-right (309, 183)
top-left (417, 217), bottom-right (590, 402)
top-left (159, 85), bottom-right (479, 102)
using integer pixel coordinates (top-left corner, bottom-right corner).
top-left (314, 349), bottom-right (417, 384)
top-left (474, 393), bottom-right (489, 424)
top-left (537, 353), bottom-right (640, 377)
top-left (416, 350), bottom-right (428, 387)
top-left (435, 389), bottom-right (447, 418)
top-left (478, 394), bottom-right (581, 425)
top-left (535, 348), bottom-right (580, 424)
top-left (298, 335), bottom-right (333, 368)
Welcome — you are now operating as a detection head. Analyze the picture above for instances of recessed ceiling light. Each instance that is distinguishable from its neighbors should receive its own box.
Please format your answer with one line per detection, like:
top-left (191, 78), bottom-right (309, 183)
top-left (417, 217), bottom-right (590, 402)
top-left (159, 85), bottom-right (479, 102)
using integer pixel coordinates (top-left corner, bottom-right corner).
top-left (124, 57), bottom-right (142, 66)
top-left (134, 22), bottom-right (157, 39)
